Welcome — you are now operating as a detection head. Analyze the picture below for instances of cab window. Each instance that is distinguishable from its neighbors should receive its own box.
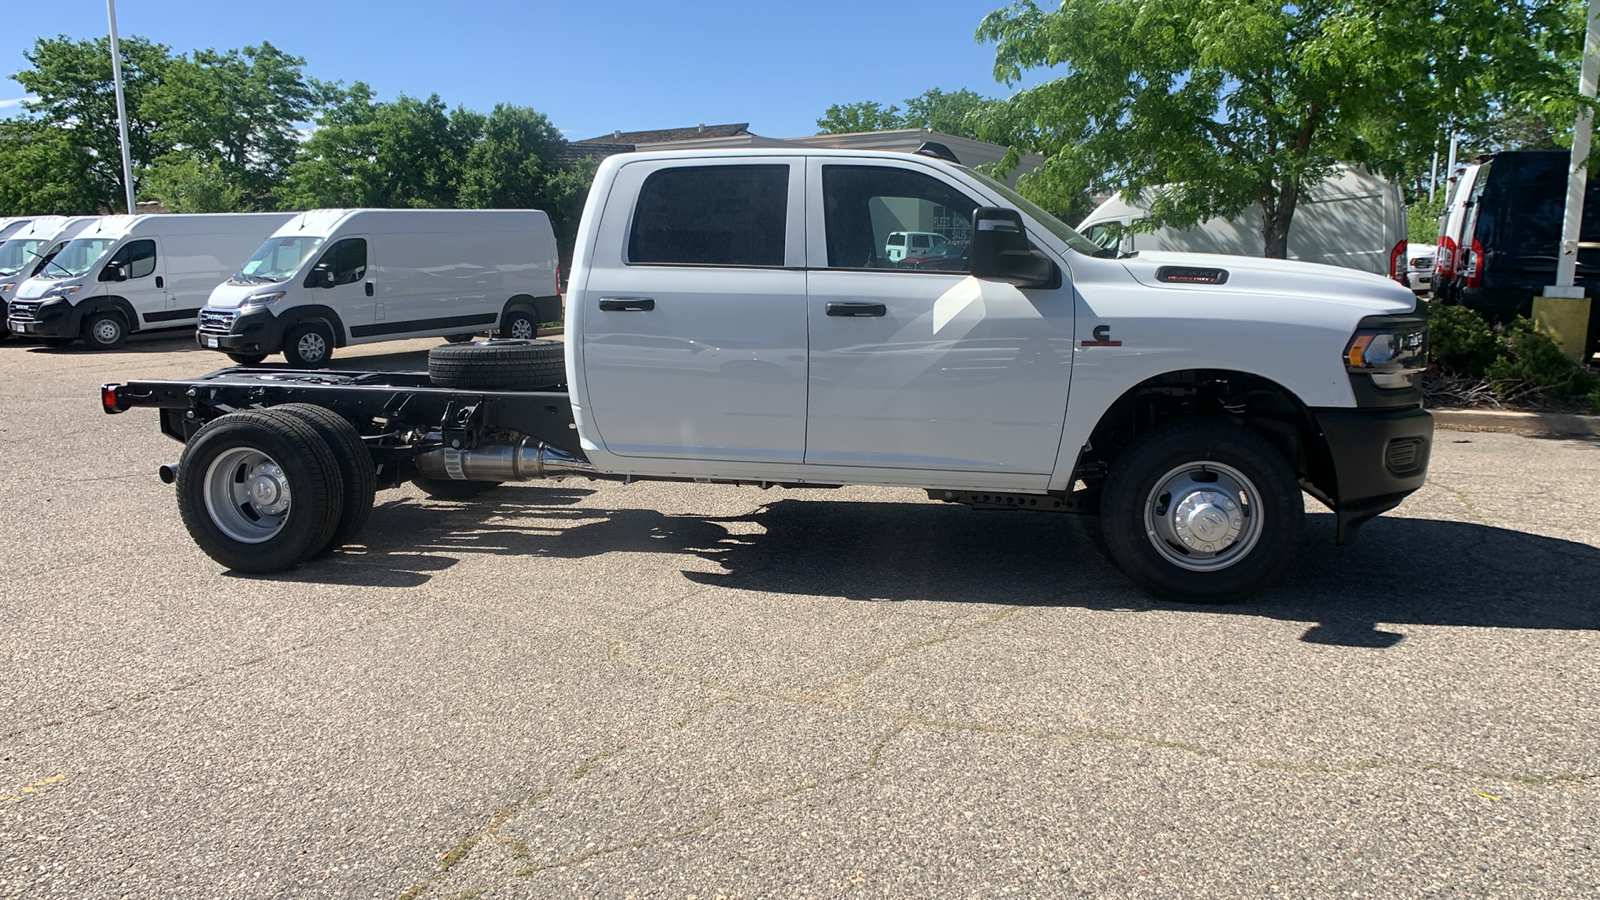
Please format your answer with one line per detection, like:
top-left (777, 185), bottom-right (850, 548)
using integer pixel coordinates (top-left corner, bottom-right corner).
top-left (628, 165), bottom-right (788, 267)
top-left (99, 239), bottom-right (157, 281)
top-left (306, 238), bottom-right (367, 287)
top-left (822, 166), bottom-right (976, 272)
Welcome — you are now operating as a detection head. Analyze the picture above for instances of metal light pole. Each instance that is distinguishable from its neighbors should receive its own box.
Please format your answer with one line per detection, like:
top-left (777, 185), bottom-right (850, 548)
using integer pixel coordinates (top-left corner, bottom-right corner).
top-left (107, 0), bottom-right (136, 214)
top-left (1535, 0), bottom-right (1600, 363)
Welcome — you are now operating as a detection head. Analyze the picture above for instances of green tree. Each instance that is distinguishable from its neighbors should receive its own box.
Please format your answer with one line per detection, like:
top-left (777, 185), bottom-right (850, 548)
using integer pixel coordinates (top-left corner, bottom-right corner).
top-left (140, 154), bottom-right (247, 212)
top-left (144, 41), bottom-right (324, 203)
top-left (458, 104), bottom-right (568, 209)
top-left (900, 88), bottom-right (994, 137)
top-left (0, 120), bottom-right (102, 216)
top-left (816, 101), bottom-right (905, 134)
top-left (976, 0), bottom-right (1581, 257)
top-left (281, 89), bottom-right (480, 209)
top-left (13, 34), bottom-right (175, 209)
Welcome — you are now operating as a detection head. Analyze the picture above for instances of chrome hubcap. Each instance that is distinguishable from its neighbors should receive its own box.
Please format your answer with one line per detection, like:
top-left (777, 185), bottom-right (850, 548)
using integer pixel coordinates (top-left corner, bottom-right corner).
top-left (297, 332), bottom-right (327, 361)
top-left (203, 448), bottom-right (292, 543)
top-left (1143, 461), bottom-right (1262, 573)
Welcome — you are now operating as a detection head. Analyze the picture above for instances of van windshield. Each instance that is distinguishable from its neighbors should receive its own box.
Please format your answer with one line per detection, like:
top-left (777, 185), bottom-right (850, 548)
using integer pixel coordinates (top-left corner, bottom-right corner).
top-left (39, 238), bottom-right (115, 279)
top-left (232, 235), bottom-right (325, 284)
top-left (0, 239), bottom-right (46, 277)
top-left (960, 166), bottom-right (1108, 257)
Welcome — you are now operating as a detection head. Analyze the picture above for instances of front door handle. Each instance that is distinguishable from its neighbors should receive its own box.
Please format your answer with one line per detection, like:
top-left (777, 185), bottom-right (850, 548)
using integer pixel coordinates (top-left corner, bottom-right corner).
top-left (826, 301), bottom-right (887, 317)
top-left (155, 276), bottom-right (164, 288)
top-left (365, 282), bottom-right (374, 297)
top-left (599, 297), bottom-right (655, 312)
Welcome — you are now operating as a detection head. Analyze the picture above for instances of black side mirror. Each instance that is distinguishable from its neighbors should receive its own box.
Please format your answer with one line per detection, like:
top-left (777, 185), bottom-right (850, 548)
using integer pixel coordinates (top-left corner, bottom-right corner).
top-left (313, 264), bottom-right (335, 287)
top-left (969, 207), bottom-right (1060, 289)
top-left (101, 261), bottom-right (127, 283)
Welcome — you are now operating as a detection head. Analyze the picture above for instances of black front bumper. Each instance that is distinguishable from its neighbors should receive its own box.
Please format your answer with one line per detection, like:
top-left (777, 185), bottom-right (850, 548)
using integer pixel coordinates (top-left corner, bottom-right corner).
top-left (6, 298), bottom-right (77, 338)
top-left (1312, 406), bottom-right (1433, 544)
top-left (196, 308), bottom-right (286, 356)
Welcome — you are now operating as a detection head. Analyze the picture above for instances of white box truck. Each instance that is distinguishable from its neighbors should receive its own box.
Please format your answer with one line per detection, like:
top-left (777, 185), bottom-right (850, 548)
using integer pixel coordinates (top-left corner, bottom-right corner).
top-left (7, 213), bottom-right (294, 350)
top-left (1078, 165), bottom-right (1408, 279)
top-left (0, 216), bottom-right (99, 340)
top-left (196, 209), bottom-right (561, 366)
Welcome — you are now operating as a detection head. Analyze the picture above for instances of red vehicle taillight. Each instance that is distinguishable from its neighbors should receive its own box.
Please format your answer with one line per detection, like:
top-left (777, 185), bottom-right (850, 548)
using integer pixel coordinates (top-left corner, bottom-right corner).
top-left (1389, 239), bottom-right (1407, 284)
top-left (1436, 237), bottom-right (1456, 276)
top-left (1464, 239), bottom-right (1484, 287)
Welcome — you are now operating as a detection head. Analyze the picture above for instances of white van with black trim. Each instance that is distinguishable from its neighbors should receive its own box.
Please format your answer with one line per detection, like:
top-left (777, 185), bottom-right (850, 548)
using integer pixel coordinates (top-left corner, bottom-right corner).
top-left (0, 216), bottom-right (99, 340)
top-left (196, 209), bottom-right (561, 367)
top-left (7, 213), bottom-right (293, 350)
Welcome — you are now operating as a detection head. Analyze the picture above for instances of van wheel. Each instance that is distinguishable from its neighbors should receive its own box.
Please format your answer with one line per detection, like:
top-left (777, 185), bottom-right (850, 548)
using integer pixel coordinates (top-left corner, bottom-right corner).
top-left (427, 339), bottom-right (565, 390)
top-left (283, 321), bottom-right (334, 367)
top-left (174, 410), bottom-right (345, 573)
top-left (265, 404), bottom-right (377, 555)
top-left (82, 310), bottom-right (129, 351)
top-left (499, 308), bottom-right (537, 340)
top-left (1100, 420), bottom-right (1302, 602)
top-left (227, 352), bottom-right (268, 366)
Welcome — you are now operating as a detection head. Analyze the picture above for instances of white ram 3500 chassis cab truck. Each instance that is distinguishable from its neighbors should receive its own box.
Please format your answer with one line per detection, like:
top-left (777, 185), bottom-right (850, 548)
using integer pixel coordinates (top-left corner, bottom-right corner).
top-left (102, 148), bottom-right (1432, 601)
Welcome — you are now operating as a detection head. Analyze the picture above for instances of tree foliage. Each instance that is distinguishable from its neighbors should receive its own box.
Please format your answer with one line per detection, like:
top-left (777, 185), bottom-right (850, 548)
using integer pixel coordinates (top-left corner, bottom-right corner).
top-left (817, 89), bottom-right (998, 139)
top-left (975, 0), bottom-right (1583, 257)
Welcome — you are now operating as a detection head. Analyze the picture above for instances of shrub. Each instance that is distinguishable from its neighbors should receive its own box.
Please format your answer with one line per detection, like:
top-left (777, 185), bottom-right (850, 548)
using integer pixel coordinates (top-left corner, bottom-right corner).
top-left (1427, 303), bottom-right (1496, 375)
top-left (1485, 317), bottom-right (1599, 399)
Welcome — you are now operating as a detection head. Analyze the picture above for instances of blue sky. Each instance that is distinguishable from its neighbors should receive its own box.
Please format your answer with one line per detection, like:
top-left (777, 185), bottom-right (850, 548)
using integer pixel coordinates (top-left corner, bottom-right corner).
top-left (1, 0), bottom-right (1048, 139)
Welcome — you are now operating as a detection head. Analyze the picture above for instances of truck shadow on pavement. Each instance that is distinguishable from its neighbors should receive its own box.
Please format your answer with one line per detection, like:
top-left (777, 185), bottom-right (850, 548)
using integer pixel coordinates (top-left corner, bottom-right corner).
top-left (318, 487), bottom-right (1598, 648)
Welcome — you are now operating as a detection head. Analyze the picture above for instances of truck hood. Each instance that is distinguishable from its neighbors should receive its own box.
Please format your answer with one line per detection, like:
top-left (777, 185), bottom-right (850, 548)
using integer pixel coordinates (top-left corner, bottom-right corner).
top-left (1121, 251), bottom-right (1417, 314)
top-left (207, 280), bottom-right (284, 310)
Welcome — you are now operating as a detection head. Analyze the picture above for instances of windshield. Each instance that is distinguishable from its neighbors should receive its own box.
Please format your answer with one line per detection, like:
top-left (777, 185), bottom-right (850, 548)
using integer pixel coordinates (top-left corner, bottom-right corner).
top-left (0, 239), bottom-right (46, 277)
top-left (961, 166), bottom-right (1108, 257)
top-left (232, 235), bottom-right (325, 284)
top-left (41, 237), bottom-right (116, 279)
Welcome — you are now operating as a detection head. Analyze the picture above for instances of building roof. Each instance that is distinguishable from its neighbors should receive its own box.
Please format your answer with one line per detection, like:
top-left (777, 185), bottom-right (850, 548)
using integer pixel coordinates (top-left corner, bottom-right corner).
top-left (574, 123), bottom-right (752, 145)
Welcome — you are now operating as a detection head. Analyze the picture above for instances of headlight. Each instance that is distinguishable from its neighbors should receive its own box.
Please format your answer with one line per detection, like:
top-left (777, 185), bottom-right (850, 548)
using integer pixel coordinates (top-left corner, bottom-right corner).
top-left (0, 284), bottom-right (14, 292)
top-left (45, 284), bottom-right (82, 299)
top-left (1344, 315), bottom-right (1428, 388)
top-left (239, 291), bottom-right (286, 310)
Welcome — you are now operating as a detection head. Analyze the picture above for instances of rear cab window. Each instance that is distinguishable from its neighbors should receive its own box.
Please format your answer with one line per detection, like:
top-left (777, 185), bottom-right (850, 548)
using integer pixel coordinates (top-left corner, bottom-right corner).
top-left (628, 165), bottom-right (789, 267)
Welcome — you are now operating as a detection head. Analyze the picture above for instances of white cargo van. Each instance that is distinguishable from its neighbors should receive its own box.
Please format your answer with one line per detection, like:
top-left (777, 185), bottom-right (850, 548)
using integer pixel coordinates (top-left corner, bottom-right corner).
top-left (0, 216), bottom-right (99, 339)
top-left (0, 218), bottom-right (33, 241)
top-left (196, 209), bottom-right (560, 366)
top-left (7, 213), bottom-right (293, 350)
top-left (1078, 165), bottom-right (1408, 278)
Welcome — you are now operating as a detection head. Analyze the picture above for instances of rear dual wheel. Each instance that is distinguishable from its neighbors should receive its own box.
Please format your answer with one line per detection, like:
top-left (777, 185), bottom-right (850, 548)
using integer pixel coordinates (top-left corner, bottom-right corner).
top-left (175, 407), bottom-right (375, 572)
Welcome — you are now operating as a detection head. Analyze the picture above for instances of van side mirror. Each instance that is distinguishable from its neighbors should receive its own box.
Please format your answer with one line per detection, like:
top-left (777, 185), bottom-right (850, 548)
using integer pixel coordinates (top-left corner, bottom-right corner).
top-left (313, 264), bottom-right (335, 288)
top-left (101, 261), bottom-right (127, 283)
top-left (969, 207), bottom-right (1060, 289)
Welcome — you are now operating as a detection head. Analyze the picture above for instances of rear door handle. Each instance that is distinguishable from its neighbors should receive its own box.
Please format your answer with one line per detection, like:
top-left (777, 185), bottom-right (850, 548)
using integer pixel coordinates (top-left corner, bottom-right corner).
top-left (599, 297), bottom-right (655, 311)
top-left (826, 301), bottom-right (887, 317)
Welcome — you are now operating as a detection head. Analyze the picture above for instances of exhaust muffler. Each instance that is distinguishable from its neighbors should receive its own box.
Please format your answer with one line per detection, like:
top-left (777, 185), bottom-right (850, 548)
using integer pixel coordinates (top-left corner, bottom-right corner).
top-left (416, 438), bottom-right (595, 482)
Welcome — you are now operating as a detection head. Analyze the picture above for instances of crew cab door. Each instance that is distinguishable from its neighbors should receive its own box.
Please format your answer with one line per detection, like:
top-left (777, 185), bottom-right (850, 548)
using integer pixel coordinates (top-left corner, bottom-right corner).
top-left (803, 159), bottom-right (1075, 486)
top-left (576, 157), bottom-right (809, 462)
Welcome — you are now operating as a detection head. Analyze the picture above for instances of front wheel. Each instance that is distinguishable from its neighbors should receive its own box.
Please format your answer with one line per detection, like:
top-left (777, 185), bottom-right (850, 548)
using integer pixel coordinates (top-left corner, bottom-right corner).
top-left (283, 321), bottom-right (335, 367)
top-left (82, 310), bottom-right (128, 351)
top-left (175, 410), bottom-right (346, 573)
top-left (1100, 420), bottom-right (1302, 602)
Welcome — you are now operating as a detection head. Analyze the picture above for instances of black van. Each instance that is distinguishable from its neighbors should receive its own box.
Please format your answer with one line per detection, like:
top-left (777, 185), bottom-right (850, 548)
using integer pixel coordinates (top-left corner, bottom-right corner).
top-left (1446, 150), bottom-right (1600, 359)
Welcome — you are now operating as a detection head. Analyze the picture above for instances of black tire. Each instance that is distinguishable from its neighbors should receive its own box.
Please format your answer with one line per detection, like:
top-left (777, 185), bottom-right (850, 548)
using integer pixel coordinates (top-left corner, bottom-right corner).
top-left (81, 310), bottom-right (128, 351)
top-left (175, 410), bottom-right (346, 573)
top-left (283, 321), bottom-right (335, 367)
top-left (227, 352), bottom-right (268, 366)
top-left (41, 337), bottom-right (74, 348)
top-left (498, 307), bottom-right (538, 340)
top-left (264, 404), bottom-right (377, 555)
top-left (1100, 419), bottom-right (1302, 602)
top-left (427, 339), bottom-right (565, 390)
top-left (443, 333), bottom-right (476, 343)
top-left (411, 475), bottom-right (503, 500)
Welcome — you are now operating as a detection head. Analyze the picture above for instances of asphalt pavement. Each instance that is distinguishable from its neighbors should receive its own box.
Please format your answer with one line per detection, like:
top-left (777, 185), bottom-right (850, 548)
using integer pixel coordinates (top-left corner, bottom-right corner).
top-left (1, 332), bottom-right (1595, 898)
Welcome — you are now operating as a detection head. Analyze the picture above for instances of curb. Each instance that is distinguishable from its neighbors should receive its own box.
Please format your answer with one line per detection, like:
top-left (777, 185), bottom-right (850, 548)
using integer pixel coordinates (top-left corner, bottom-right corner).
top-left (1430, 407), bottom-right (1600, 436)
top-left (535, 326), bottom-right (563, 338)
